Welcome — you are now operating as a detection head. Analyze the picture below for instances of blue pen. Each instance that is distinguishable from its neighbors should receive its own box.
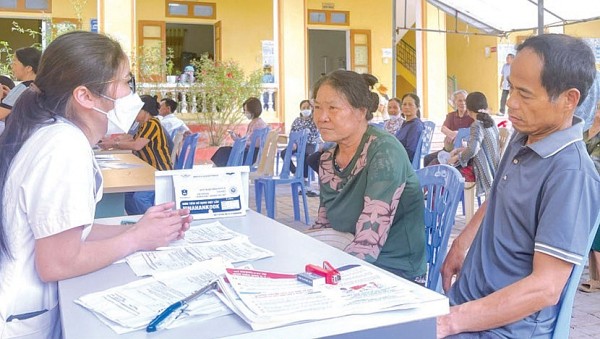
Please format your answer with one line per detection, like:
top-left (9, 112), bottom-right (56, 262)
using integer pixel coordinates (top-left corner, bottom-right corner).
top-left (146, 279), bottom-right (218, 332)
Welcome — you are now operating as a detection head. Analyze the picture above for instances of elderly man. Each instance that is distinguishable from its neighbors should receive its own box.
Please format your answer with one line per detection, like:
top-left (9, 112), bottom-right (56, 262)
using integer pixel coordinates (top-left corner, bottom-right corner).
top-left (438, 34), bottom-right (600, 338)
top-left (424, 90), bottom-right (474, 166)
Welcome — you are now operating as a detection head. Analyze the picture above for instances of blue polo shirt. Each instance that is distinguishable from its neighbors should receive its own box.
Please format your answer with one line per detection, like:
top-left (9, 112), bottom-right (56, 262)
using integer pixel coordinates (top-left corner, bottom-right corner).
top-left (449, 116), bottom-right (600, 338)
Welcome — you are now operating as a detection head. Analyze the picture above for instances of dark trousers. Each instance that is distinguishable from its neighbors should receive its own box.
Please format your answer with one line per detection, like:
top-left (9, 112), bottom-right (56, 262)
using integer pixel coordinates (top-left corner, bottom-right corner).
top-left (499, 89), bottom-right (509, 113)
top-left (211, 146), bottom-right (259, 167)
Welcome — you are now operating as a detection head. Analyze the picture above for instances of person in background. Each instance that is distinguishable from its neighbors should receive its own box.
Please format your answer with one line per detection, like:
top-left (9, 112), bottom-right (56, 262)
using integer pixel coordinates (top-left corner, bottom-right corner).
top-left (0, 31), bottom-right (191, 339)
top-left (423, 90), bottom-right (474, 166)
top-left (498, 53), bottom-right (514, 116)
top-left (383, 97), bottom-right (403, 134)
top-left (179, 65), bottom-right (195, 84)
top-left (0, 47), bottom-right (41, 119)
top-left (448, 92), bottom-right (500, 198)
top-left (100, 95), bottom-right (173, 215)
top-left (438, 33), bottom-right (600, 338)
top-left (0, 75), bottom-right (15, 135)
top-left (158, 97), bottom-right (190, 139)
top-left (309, 70), bottom-right (426, 283)
top-left (211, 97), bottom-right (268, 167)
top-left (395, 93), bottom-right (424, 163)
top-left (280, 99), bottom-right (320, 188)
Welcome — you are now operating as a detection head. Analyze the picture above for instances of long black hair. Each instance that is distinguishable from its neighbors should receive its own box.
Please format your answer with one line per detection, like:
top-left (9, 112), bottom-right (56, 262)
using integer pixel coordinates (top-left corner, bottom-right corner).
top-left (466, 91), bottom-right (494, 128)
top-left (0, 31), bottom-right (126, 262)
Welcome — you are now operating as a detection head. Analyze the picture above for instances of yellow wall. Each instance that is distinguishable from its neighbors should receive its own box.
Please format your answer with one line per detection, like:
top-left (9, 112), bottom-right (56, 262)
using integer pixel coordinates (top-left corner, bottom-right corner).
top-left (421, 2), bottom-right (447, 120)
top-left (565, 20), bottom-right (600, 38)
top-left (0, 0), bottom-right (97, 29)
top-left (446, 15), bottom-right (499, 112)
top-left (137, 0), bottom-right (273, 74)
top-left (306, 0), bottom-right (394, 92)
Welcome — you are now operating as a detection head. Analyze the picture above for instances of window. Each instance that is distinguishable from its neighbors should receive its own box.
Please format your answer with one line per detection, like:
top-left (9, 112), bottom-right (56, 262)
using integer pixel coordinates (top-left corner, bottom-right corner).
top-left (167, 1), bottom-right (216, 19)
top-left (307, 10), bottom-right (349, 26)
top-left (0, 0), bottom-right (50, 11)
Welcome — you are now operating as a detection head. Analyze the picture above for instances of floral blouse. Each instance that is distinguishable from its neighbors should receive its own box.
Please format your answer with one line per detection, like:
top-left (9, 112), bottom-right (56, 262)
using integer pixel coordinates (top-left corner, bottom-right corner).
top-left (311, 126), bottom-right (426, 279)
top-left (290, 115), bottom-right (320, 145)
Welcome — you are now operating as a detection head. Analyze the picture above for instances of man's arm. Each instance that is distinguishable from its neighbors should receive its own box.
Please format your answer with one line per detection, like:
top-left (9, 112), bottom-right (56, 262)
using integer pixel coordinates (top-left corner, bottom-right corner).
top-left (437, 251), bottom-right (573, 337)
top-left (441, 200), bottom-right (487, 292)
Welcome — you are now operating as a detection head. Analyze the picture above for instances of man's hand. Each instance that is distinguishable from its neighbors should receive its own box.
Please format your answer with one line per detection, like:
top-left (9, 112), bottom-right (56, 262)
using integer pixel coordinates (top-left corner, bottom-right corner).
top-left (441, 238), bottom-right (468, 293)
top-left (0, 84), bottom-right (10, 100)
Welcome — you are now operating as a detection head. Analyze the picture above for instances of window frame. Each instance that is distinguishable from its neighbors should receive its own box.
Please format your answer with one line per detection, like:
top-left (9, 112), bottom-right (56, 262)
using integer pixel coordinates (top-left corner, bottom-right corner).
top-left (307, 9), bottom-right (349, 26)
top-left (166, 1), bottom-right (216, 19)
top-left (0, 0), bottom-right (51, 12)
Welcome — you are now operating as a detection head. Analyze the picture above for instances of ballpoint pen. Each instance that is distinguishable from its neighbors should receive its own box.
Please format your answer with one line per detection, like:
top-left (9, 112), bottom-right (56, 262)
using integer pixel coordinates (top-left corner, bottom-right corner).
top-left (146, 279), bottom-right (219, 332)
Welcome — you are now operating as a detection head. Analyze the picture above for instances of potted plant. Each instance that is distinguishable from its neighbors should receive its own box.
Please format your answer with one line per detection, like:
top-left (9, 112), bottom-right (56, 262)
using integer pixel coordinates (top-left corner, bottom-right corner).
top-left (165, 47), bottom-right (177, 84)
top-left (189, 54), bottom-right (263, 147)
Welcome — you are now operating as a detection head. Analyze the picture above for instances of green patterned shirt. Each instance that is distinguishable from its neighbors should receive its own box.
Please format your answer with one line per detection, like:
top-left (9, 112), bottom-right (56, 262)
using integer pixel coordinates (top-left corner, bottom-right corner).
top-left (313, 126), bottom-right (426, 279)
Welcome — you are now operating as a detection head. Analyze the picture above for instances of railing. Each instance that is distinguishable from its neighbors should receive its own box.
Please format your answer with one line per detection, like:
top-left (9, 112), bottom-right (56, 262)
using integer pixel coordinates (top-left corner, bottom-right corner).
top-left (137, 82), bottom-right (279, 115)
top-left (396, 40), bottom-right (416, 74)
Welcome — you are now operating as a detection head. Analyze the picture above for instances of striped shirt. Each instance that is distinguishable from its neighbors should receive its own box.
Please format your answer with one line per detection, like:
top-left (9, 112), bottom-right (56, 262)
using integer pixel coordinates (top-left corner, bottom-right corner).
top-left (133, 117), bottom-right (173, 171)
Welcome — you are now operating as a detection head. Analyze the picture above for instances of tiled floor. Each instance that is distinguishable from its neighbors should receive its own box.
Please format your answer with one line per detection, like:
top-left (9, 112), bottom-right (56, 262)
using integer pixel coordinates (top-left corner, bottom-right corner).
top-left (247, 180), bottom-right (600, 338)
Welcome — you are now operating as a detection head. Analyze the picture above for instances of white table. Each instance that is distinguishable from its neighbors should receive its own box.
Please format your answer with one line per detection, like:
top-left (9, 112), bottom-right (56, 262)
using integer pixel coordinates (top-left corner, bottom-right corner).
top-left (59, 211), bottom-right (448, 338)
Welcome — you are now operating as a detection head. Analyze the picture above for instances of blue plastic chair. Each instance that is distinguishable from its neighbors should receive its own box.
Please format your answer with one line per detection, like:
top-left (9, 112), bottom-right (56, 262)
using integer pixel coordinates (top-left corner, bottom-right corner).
top-left (415, 164), bottom-right (464, 293)
top-left (226, 136), bottom-right (248, 167)
top-left (244, 127), bottom-right (270, 170)
top-left (412, 121), bottom-right (436, 170)
top-left (255, 129), bottom-right (310, 223)
top-left (452, 127), bottom-right (483, 215)
top-left (552, 212), bottom-right (600, 338)
top-left (174, 133), bottom-right (199, 170)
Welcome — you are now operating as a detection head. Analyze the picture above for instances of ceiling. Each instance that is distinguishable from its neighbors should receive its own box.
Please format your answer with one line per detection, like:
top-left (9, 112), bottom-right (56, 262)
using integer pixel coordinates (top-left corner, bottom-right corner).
top-left (426, 0), bottom-right (600, 36)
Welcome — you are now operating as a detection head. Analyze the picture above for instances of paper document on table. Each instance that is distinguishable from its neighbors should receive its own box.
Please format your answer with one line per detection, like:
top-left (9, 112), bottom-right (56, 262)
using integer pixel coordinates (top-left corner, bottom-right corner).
top-left (215, 264), bottom-right (440, 330)
top-left (161, 221), bottom-right (246, 249)
top-left (74, 258), bottom-right (232, 334)
top-left (127, 238), bottom-right (274, 276)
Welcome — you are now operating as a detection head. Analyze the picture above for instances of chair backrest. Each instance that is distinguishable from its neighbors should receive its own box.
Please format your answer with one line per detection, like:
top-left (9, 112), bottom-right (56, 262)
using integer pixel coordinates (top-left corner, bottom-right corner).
top-left (415, 164), bottom-right (464, 292)
top-left (254, 130), bottom-right (279, 176)
top-left (175, 133), bottom-right (199, 169)
top-left (280, 129), bottom-right (309, 180)
top-left (244, 127), bottom-right (270, 168)
top-left (411, 121), bottom-right (436, 170)
top-left (454, 127), bottom-right (471, 149)
top-left (226, 136), bottom-right (248, 167)
top-left (498, 127), bottom-right (510, 158)
top-left (552, 211), bottom-right (600, 338)
top-left (170, 130), bottom-right (185, 165)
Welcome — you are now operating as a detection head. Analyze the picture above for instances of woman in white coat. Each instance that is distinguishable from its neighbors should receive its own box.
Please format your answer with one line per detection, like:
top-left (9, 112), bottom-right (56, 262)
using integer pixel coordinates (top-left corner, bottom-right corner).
top-left (0, 31), bottom-right (192, 339)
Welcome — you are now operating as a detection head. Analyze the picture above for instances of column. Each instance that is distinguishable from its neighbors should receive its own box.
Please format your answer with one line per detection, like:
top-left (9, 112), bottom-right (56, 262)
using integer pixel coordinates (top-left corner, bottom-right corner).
top-left (97, 0), bottom-right (136, 60)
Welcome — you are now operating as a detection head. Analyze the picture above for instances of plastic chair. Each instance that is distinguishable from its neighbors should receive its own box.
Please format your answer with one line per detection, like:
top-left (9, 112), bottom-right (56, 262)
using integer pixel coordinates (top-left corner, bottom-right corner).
top-left (250, 130), bottom-right (279, 181)
top-left (174, 133), bottom-right (199, 170)
top-left (454, 127), bottom-right (471, 149)
top-left (226, 136), bottom-right (248, 167)
top-left (244, 127), bottom-right (270, 170)
top-left (255, 129), bottom-right (310, 223)
top-left (415, 164), bottom-right (464, 293)
top-left (412, 121), bottom-right (436, 170)
top-left (552, 212), bottom-right (600, 338)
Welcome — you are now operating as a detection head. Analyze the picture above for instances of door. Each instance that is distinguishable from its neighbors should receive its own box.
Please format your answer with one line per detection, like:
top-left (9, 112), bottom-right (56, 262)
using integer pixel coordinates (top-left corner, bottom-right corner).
top-left (137, 20), bottom-right (166, 82)
top-left (308, 29), bottom-right (347, 91)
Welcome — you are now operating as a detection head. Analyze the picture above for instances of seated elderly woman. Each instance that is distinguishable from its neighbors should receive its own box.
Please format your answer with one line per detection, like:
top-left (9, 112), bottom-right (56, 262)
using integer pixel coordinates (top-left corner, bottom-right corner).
top-left (395, 93), bottom-right (424, 162)
top-left (449, 91), bottom-right (500, 197)
top-left (308, 70), bottom-right (427, 284)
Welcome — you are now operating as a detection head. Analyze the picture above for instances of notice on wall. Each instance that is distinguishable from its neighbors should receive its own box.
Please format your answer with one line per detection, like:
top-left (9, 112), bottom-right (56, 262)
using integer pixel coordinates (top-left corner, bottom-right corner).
top-left (262, 40), bottom-right (275, 67)
top-left (172, 170), bottom-right (245, 219)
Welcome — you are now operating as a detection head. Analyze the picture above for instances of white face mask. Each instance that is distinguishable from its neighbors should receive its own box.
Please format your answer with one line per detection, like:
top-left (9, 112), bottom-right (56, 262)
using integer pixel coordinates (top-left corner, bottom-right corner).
top-left (300, 109), bottom-right (312, 117)
top-left (245, 112), bottom-right (253, 120)
top-left (93, 92), bottom-right (144, 135)
top-left (389, 114), bottom-right (401, 120)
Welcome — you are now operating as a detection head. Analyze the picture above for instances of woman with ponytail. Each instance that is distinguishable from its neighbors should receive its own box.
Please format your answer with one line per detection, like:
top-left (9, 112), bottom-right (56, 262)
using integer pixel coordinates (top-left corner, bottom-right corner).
top-left (449, 91), bottom-right (501, 197)
top-left (0, 31), bottom-right (191, 338)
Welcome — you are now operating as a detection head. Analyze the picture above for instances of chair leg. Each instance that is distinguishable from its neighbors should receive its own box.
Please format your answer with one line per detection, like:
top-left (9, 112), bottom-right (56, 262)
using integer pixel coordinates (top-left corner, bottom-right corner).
top-left (464, 182), bottom-right (476, 223)
top-left (265, 181), bottom-right (276, 219)
top-left (291, 183), bottom-right (301, 221)
top-left (300, 183), bottom-right (310, 224)
top-left (255, 181), bottom-right (263, 213)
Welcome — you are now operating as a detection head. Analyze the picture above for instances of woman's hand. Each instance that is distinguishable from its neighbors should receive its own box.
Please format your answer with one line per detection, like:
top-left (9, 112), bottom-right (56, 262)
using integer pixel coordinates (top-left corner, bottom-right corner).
top-left (129, 202), bottom-right (192, 251)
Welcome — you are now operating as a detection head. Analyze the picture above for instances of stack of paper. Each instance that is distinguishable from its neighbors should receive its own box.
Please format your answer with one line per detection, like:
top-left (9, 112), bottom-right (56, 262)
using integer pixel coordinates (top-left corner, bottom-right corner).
top-left (75, 258), bottom-right (232, 334)
top-left (215, 264), bottom-right (434, 330)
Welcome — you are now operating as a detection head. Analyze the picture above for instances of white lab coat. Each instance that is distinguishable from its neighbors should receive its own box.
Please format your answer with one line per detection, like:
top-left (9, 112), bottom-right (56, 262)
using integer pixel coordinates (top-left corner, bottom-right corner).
top-left (0, 119), bottom-right (101, 338)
